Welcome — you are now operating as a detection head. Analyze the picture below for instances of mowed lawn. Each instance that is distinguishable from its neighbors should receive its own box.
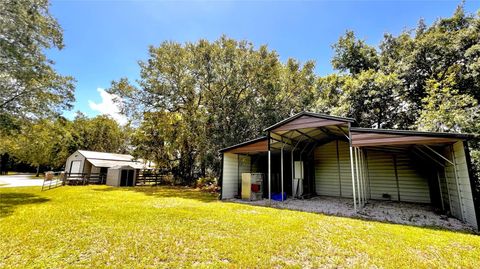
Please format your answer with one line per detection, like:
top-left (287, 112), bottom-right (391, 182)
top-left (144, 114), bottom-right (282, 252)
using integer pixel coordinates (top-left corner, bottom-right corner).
top-left (1, 186), bottom-right (479, 268)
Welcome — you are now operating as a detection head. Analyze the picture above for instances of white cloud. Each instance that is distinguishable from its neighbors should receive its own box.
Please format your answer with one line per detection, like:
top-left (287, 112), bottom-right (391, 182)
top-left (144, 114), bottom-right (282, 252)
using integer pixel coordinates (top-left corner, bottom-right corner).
top-left (88, 88), bottom-right (128, 125)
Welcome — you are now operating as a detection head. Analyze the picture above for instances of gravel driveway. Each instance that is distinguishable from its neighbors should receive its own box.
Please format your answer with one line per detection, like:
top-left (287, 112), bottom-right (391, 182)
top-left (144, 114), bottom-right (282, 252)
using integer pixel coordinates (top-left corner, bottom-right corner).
top-left (0, 174), bottom-right (44, 188)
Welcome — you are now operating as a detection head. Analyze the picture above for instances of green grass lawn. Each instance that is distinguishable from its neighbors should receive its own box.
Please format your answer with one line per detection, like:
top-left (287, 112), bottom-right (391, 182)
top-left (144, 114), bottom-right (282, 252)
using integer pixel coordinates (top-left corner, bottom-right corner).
top-left (1, 186), bottom-right (479, 268)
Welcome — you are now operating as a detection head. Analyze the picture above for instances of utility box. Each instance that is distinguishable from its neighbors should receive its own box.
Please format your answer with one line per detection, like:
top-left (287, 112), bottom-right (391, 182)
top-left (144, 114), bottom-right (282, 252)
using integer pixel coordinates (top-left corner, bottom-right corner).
top-left (241, 173), bottom-right (263, 201)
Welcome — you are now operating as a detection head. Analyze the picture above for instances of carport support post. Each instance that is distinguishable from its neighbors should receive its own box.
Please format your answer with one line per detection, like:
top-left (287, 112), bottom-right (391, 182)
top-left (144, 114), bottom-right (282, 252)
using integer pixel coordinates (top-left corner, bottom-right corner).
top-left (349, 146), bottom-right (357, 211)
top-left (281, 142), bottom-right (284, 201)
top-left (359, 149), bottom-right (365, 206)
top-left (291, 148), bottom-right (294, 197)
top-left (355, 147), bottom-right (362, 207)
top-left (291, 140), bottom-right (301, 198)
top-left (268, 132), bottom-right (271, 202)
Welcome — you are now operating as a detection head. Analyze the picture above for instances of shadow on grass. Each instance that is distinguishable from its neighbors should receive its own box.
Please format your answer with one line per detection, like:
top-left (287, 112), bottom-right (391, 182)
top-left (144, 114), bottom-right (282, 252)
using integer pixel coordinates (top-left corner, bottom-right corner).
top-left (0, 193), bottom-right (50, 218)
top-left (93, 185), bottom-right (218, 203)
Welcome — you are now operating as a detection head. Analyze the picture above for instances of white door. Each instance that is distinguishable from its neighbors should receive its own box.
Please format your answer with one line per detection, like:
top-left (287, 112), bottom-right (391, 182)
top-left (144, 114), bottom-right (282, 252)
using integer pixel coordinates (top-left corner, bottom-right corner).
top-left (70, 160), bottom-right (82, 174)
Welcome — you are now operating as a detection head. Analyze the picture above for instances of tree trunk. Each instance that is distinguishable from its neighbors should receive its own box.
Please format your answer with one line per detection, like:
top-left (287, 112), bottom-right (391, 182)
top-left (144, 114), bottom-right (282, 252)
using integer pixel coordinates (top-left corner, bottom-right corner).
top-left (36, 165), bottom-right (40, 177)
top-left (0, 153), bottom-right (4, 175)
top-left (0, 153), bottom-right (9, 175)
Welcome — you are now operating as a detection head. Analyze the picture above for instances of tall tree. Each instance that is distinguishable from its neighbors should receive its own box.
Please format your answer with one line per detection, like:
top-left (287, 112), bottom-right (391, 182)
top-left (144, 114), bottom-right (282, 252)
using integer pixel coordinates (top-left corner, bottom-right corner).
top-left (109, 36), bottom-right (316, 183)
top-left (331, 30), bottom-right (379, 75)
top-left (417, 72), bottom-right (478, 132)
top-left (321, 4), bottom-right (480, 177)
top-left (72, 113), bottom-right (129, 153)
top-left (14, 119), bottom-right (57, 176)
top-left (0, 0), bottom-right (75, 118)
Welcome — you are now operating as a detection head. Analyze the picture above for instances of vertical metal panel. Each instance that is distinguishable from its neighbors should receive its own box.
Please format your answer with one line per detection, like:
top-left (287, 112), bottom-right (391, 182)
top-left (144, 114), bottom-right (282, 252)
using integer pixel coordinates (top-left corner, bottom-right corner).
top-left (451, 145), bottom-right (465, 221)
top-left (366, 150), bottom-right (430, 203)
top-left (221, 153), bottom-right (239, 199)
top-left (444, 147), bottom-right (461, 218)
top-left (336, 140), bottom-right (342, 197)
top-left (452, 141), bottom-right (478, 228)
top-left (438, 168), bottom-right (451, 213)
top-left (338, 141), bottom-right (353, 197)
top-left (393, 155), bottom-right (401, 201)
top-left (365, 150), bottom-right (397, 200)
top-left (312, 140), bottom-right (362, 200)
top-left (365, 150), bottom-right (372, 199)
top-left (436, 170), bottom-right (445, 210)
top-left (396, 153), bottom-right (431, 203)
top-left (314, 141), bottom-right (340, 196)
top-left (463, 141), bottom-right (480, 230)
top-left (360, 149), bottom-right (368, 205)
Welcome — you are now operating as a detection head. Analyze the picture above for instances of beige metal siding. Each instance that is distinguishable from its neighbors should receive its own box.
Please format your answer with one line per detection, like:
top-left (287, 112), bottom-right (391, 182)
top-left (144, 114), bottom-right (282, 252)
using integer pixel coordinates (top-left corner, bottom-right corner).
top-left (314, 140), bottom-right (353, 198)
top-left (366, 150), bottom-right (430, 203)
top-left (437, 169), bottom-right (451, 212)
top-left (338, 141), bottom-right (353, 197)
top-left (314, 141), bottom-right (340, 196)
top-left (106, 169), bottom-right (120, 186)
top-left (452, 142), bottom-right (477, 228)
top-left (222, 153), bottom-right (238, 199)
top-left (366, 150), bottom-right (398, 200)
top-left (396, 154), bottom-right (431, 203)
top-left (444, 148), bottom-right (462, 219)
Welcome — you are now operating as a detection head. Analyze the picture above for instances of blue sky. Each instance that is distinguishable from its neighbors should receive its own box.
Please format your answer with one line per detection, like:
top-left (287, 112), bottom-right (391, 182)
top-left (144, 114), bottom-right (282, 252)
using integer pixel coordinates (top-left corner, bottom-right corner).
top-left (47, 0), bottom-right (479, 121)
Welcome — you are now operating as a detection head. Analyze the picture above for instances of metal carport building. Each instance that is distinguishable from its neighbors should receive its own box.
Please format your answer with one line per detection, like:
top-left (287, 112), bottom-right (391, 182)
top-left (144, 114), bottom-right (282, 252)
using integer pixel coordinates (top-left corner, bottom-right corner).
top-left (219, 111), bottom-right (480, 230)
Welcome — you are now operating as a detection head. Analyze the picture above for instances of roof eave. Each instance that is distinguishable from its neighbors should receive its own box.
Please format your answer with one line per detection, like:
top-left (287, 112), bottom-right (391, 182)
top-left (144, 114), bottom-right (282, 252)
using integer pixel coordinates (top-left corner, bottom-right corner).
top-left (219, 136), bottom-right (268, 153)
top-left (350, 127), bottom-right (476, 140)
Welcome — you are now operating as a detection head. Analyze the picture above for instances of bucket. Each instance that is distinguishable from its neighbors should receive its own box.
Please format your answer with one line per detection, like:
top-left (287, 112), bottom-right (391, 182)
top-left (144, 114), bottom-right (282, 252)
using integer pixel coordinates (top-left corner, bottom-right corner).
top-left (272, 192), bottom-right (287, 201)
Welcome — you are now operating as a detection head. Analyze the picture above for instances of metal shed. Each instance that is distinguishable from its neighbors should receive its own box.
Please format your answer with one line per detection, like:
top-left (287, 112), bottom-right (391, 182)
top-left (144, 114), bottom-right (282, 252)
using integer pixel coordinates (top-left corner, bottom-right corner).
top-left (219, 111), bottom-right (480, 230)
top-left (106, 165), bottom-right (139, 187)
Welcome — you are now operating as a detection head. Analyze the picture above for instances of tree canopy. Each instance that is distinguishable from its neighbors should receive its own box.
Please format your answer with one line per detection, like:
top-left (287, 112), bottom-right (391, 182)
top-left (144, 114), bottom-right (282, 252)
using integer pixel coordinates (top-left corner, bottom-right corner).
top-left (1, 2), bottom-right (478, 182)
top-left (4, 114), bottom-right (130, 175)
top-left (109, 37), bottom-right (317, 183)
top-left (110, 5), bottom-right (480, 183)
top-left (321, 5), bottom-right (480, 133)
top-left (0, 0), bottom-right (75, 119)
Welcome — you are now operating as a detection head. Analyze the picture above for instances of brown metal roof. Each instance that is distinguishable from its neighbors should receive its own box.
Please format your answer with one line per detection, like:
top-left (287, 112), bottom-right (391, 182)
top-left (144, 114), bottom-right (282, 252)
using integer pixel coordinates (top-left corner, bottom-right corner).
top-left (351, 128), bottom-right (474, 147)
top-left (219, 137), bottom-right (268, 153)
top-left (219, 116), bottom-right (477, 154)
top-left (263, 111), bottom-right (354, 132)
